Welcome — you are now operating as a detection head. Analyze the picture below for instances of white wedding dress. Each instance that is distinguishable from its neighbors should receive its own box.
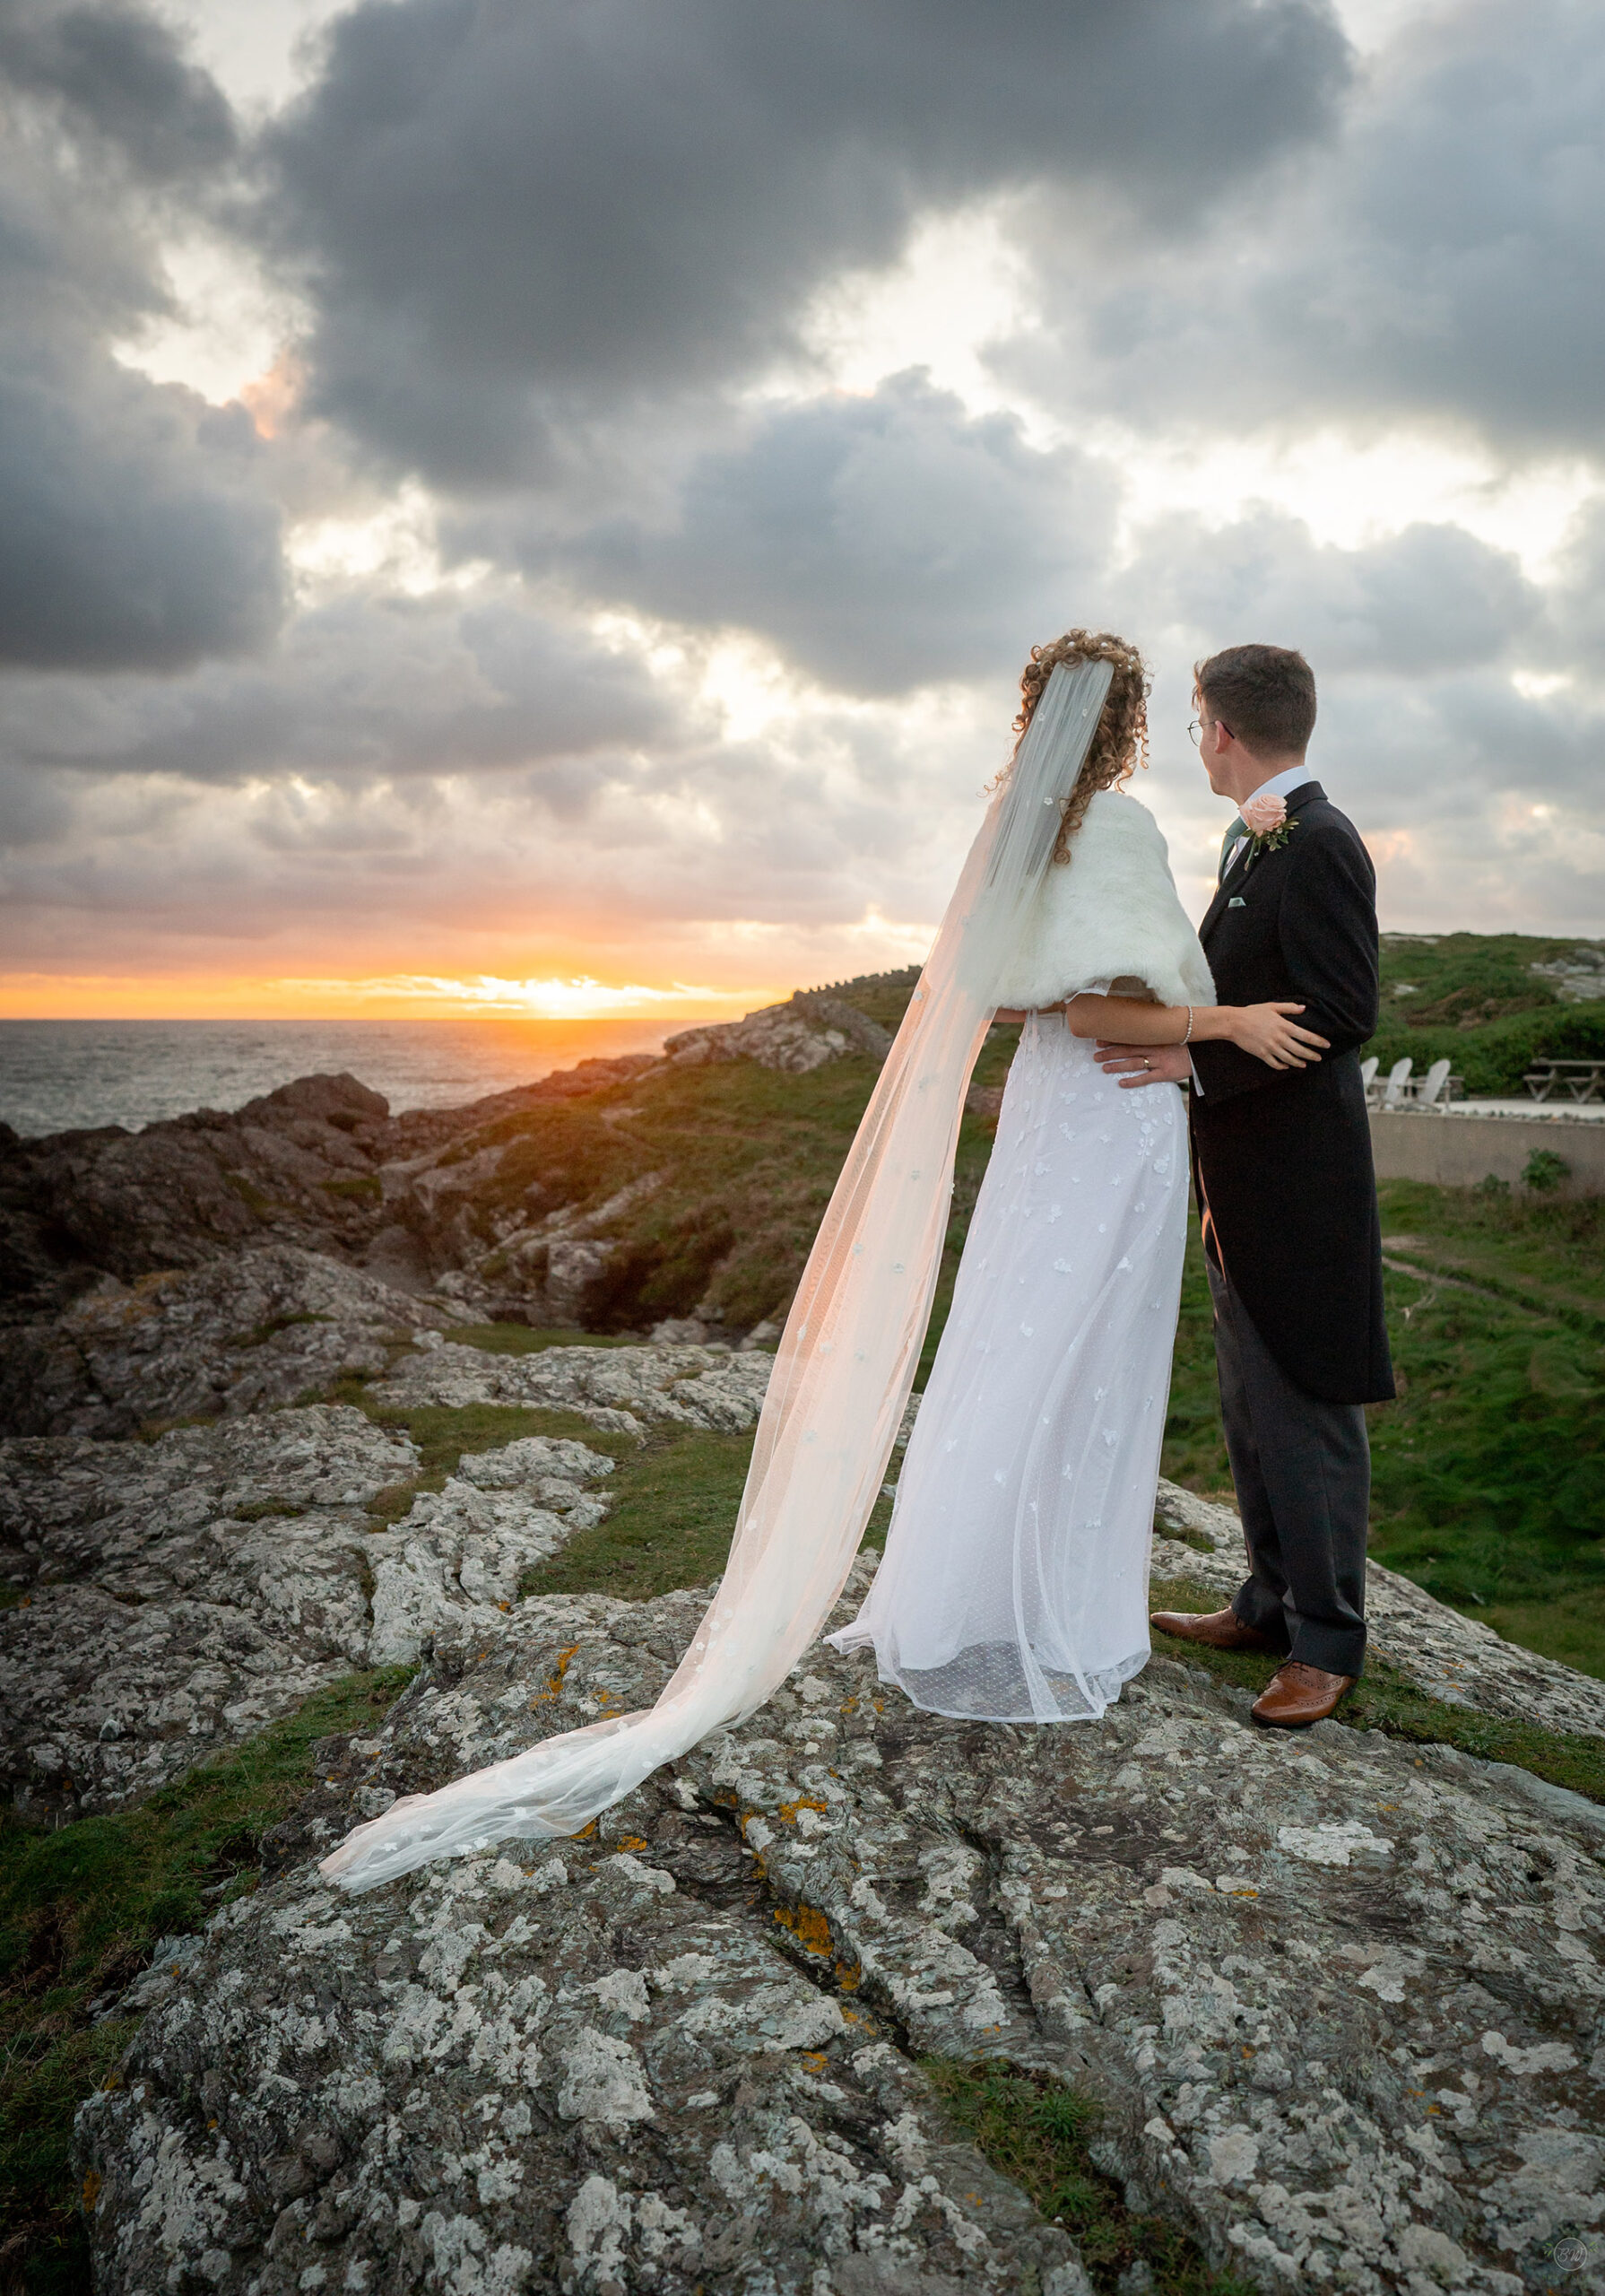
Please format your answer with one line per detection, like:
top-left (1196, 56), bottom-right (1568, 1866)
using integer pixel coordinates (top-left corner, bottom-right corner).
top-left (829, 1005), bottom-right (1188, 1720)
top-left (319, 665), bottom-right (1210, 1894)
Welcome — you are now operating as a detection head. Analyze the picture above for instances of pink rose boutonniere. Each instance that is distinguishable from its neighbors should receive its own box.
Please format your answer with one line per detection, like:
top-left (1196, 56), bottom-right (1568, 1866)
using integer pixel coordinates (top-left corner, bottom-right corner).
top-left (1238, 791), bottom-right (1297, 870)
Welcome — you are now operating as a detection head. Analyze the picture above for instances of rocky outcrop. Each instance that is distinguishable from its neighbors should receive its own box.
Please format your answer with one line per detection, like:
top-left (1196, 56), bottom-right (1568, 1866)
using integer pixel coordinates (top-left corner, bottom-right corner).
top-left (664, 993), bottom-right (894, 1074)
top-left (0, 1402), bottom-right (616, 1820)
top-left (371, 1335), bottom-right (776, 1440)
top-left (78, 1564), bottom-right (1605, 2295)
top-left (0, 1056), bottom-right (659, 1343)
top-left (0, 1243), bottom-right (451, 1439)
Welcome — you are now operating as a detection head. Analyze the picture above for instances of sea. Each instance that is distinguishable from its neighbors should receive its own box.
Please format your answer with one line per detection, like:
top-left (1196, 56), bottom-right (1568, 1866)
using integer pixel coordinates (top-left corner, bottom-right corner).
top-left (0, 1017), bottom-right (697, 1140)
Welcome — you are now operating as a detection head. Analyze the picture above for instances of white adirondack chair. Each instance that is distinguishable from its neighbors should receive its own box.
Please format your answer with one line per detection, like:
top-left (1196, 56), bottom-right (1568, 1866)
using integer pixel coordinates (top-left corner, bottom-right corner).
top-left (1417, 1057), bottom-right (1453, 1111)
top-left (1382, 1057), bottom-right (1413, 1108)
top-left (1360, 1056), bottom-right (1379, 1103)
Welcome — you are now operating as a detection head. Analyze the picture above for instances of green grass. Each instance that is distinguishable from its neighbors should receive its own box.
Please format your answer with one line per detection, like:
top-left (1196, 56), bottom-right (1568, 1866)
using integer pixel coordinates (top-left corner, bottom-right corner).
top-left (1150, 1577), bottom-right (1605, 1797)
top-left (534, 1427), bottom-right (759, 1599)
top-left (320, 1174), bottom-right (381, 1201)
top-left (921, 2057), bottom-right (1254, 2296)
top-left (1376, 928), bottom-right (1588, 1032)
top-left (1157, 1192), bottom-right (1605, 1678)
top-left (1375, 1177), bottom-right (1605, 1322)
top-left (448, 1323), bottom-right (642, 1354)
top-left (1367, 929), bottom-right (1605, 1095)
top-left (0, 1667), bottom-right (414, 2293)
top-left (338, 1396), bottom-right (641, 1529)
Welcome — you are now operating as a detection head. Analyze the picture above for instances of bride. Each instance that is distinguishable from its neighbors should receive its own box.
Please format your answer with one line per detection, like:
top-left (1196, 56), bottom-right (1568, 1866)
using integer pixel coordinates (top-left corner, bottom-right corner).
top-left (320, 631), bottom-right (1324, 1893)
top-left (829, 631), bottom-right (1321, 1720)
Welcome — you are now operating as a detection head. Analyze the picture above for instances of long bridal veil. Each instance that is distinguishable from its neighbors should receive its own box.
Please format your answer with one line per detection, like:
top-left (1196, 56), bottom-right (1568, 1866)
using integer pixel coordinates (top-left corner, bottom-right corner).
top-left (320, 658), bottom-right (1115, 1892)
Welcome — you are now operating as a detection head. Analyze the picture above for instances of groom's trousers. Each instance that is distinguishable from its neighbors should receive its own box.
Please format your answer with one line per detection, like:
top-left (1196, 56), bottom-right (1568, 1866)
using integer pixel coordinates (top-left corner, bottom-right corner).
top-left (1206, 1253), bottom-right (1370, 1679)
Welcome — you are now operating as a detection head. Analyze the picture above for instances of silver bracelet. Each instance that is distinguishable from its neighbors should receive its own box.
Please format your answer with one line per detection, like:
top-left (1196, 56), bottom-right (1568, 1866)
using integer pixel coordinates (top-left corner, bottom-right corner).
top-left (1181, 1004), bottom-right (1194, 1046)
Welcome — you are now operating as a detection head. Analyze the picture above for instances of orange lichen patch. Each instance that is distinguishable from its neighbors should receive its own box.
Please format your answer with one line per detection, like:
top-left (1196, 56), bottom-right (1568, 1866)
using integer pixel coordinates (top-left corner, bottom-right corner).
top-left (834, 1959), bottom-right (863, 1992)
top-left (773, 1903), bottom-right (835, 1959)
top-left (529, 1643), bottom-right (581, 1709)
top-left (801, 2051), bottom-right (829, 2072)
top-left (82, 2172), bottom-right (101, 2211)
top-left (776, 1796), bottom-right (829, 1827)
top-left (615, 1836), bottom-right (649, 1854)
top-left (566, 1818), bottom-right (600, 1842)
top-left (838, 1697), bottom-right (859, 1716)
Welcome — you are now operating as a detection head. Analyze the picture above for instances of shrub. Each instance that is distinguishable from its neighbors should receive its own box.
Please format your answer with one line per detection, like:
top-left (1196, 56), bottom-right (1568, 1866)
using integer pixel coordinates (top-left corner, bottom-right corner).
top-left (1523, 1149), bottom-right (1571, 1194)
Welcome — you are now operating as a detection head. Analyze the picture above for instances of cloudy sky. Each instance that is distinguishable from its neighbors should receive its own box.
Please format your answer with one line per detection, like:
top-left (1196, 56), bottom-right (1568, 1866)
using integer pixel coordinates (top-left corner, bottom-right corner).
top-left (2, 0), bottom-right (1601, 1018)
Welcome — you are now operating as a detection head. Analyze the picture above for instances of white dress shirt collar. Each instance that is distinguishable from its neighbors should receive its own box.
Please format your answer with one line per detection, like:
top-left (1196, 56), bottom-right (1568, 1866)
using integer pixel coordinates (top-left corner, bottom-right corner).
top-left (1236, 760), bottom-right (1314, 822)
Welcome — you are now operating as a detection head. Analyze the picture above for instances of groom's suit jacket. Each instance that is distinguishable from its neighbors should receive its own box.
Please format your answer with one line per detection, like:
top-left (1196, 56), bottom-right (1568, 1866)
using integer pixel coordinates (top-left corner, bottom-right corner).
top-left (1188, 780), bottom-right (1395, 1405)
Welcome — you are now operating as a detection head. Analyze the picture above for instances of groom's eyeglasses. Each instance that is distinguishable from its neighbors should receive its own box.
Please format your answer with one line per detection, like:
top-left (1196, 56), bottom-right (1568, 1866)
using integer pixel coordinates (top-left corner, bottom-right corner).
top-left (1188, 718), bottom-right (1231, 746)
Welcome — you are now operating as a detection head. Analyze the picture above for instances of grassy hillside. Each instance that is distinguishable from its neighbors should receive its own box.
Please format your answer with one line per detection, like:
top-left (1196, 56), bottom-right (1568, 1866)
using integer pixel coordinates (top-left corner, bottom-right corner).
top-left (1371, 929), bottom-right (1605, 1094)
top-left (433, 944), bottom-right (1605, 1674)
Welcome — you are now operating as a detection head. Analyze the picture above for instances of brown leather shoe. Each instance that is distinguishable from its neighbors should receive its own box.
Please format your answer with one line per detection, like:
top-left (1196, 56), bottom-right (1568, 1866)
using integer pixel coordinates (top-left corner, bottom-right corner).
top-left (1149, 1606), bottom-right (1280, 1655)
top-left (1251, 1661), bottom-right (1355, 1727)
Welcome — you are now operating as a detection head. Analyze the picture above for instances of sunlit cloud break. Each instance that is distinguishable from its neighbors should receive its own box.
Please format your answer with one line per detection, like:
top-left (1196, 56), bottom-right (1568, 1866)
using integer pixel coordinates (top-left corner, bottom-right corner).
top-left (271, 975), bottom-right (768, 1018)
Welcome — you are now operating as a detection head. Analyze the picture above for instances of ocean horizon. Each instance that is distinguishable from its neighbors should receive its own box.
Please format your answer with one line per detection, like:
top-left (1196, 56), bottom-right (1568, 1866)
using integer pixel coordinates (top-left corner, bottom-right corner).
top-left (0, 1015), bottom-right (715, 1140)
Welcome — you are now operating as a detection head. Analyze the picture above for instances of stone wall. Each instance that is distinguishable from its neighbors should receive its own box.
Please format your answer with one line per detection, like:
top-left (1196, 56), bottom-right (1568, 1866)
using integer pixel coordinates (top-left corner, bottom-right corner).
top-left (1369, 1109), bottom-right (1605, 1194)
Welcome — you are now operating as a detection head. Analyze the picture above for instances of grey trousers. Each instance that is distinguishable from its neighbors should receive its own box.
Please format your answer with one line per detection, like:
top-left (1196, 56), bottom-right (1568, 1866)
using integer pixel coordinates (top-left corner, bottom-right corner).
top-left (1207, 1255), bottom-right (1370, 1678)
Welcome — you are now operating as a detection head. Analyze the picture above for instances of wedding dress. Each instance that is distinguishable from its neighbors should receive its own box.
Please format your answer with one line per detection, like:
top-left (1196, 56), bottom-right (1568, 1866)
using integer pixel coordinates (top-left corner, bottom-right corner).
top-left (829, 781), bottom-right (1212, 1719)
top-left (320, 662), bottom-right (1202, 1894)
top-left (827, 1006), bottom-right (1187, 1719)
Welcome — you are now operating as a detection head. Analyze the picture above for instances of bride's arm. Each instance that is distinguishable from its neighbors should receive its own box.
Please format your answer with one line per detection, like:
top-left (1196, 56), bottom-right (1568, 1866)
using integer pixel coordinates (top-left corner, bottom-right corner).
top-left (1065, 989), bottom-right (1330, 1071)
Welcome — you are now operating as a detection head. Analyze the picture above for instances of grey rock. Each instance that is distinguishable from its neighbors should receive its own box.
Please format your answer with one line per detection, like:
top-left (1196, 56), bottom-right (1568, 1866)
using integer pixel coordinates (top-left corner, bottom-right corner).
top-left (79, 1573), bottom-right (1605, 2293)
top-left (1531, 949), bottom-right (1605, 1002)
top-left (371, 1338), bottom-right (775, 1437)
top-left (0, 1243), bottom-right (447, 1439)
top-left (0, 1409), bottom-right (615, 1817)
top-left (664, 993), bottom-right (892, 1075)
top-left (0, 1053), bottom-right (660, 1379)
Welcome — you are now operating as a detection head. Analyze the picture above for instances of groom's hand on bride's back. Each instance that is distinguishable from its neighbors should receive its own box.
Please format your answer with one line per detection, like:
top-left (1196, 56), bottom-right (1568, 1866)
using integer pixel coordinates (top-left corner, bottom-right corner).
top-left (1093, 1041), bottom-right (1193, 1089)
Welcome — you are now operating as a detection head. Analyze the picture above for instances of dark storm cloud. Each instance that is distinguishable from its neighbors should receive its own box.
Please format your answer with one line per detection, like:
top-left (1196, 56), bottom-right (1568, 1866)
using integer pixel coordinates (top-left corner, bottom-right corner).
top-left (1114, 511), bottom-right (1542, 678)
top-left (545, 373), bottom-right (1119, 695)
top-left (262, 0), bottom-right (1350, 484)
top-left (0, 0), bottom-right (235, 180)
top-left (0, 357), bottom-right (282, 671)
top-left (1014, 0), bottom-right (1605, 457)
top-left (0, 0), bottom-right (285, 670)
top-left (0, 589), bottom-right (694, 786)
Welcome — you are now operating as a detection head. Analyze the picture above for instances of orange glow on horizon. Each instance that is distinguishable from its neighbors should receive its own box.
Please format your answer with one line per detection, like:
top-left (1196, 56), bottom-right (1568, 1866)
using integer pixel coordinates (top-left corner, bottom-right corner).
top-left (0, 972), bottom-right (790, 1022)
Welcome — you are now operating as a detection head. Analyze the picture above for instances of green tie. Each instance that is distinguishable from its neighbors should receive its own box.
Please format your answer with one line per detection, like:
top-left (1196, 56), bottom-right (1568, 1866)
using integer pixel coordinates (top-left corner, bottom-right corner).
top-left (1219, 820), bottom-right (1245, 884)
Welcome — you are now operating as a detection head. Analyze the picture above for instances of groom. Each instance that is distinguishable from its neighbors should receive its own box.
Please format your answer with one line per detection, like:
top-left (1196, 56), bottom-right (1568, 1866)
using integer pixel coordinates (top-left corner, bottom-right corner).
top-left (1097, 643), bottom-right (1393, 1726)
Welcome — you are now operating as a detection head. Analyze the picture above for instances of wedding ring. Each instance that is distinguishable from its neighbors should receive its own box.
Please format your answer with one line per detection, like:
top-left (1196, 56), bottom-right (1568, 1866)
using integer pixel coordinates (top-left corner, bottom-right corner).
top-left (1142, 1057), bottom-right (1152, 1071)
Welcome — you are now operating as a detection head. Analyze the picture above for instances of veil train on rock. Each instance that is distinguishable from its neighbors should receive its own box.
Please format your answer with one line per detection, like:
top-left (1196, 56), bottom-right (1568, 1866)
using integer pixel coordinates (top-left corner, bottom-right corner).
top-left (320, 658), bottom-right (1115, 1892)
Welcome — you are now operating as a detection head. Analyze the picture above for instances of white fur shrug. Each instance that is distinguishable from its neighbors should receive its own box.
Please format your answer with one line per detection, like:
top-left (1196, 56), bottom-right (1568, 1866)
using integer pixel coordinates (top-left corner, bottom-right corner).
top-left (991, 787), bottom-right (1215, 1011)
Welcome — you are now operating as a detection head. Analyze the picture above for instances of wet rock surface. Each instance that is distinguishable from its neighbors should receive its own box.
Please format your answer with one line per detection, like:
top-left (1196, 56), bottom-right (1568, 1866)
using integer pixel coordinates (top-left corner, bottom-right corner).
top-left (0, 1406), bottom-right (615, 1819)
top-left (80, 1571), bottom-right (1605, 2295)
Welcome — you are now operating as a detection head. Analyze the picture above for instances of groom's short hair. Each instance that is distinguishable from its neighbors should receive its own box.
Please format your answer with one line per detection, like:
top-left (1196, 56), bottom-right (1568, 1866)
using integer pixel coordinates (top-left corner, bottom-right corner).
top-left (1194, 644), bottom-right (1316, 757)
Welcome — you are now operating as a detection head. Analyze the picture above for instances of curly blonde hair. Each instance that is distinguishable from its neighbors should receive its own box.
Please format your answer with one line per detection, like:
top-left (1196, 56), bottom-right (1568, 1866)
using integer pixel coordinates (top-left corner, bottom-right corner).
top-left (1011, 629), bottom-right (1150, 864)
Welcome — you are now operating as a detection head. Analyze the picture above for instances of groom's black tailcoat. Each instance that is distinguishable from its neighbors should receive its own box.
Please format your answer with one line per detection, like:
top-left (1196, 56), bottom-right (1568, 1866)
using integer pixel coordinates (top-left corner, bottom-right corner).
top-left (1188, 781), bottom-right (1394, 1407)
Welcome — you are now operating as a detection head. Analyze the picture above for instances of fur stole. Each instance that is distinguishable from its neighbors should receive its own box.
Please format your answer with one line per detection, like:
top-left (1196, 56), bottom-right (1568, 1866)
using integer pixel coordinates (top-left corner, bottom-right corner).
top-left (992, 787), bottom-right (1215, 1010)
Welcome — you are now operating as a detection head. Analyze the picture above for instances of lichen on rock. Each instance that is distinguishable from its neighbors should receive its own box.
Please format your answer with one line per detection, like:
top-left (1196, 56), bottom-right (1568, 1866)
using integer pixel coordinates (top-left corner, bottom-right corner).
top-left (78, 1563), bottom-right (1605, 2293)
top-left (0, 1408), bottom-right (615, 1818)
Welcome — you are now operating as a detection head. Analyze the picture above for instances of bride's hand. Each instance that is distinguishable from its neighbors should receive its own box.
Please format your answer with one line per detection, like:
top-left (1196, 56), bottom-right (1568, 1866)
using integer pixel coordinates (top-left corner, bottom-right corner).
top-left (1230, 1002), bottom-right (1330, 1069)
